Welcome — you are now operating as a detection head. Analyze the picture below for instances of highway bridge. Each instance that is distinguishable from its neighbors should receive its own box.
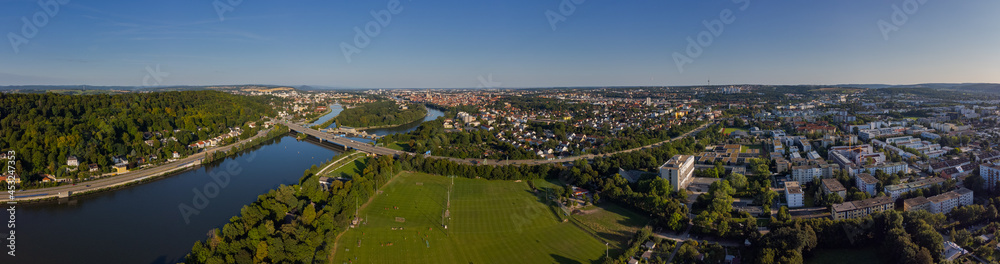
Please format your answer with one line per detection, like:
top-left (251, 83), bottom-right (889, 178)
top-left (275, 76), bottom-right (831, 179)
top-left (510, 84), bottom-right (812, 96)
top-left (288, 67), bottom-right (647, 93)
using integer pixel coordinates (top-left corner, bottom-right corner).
top-left (281, 120), bottom-right (714, 166)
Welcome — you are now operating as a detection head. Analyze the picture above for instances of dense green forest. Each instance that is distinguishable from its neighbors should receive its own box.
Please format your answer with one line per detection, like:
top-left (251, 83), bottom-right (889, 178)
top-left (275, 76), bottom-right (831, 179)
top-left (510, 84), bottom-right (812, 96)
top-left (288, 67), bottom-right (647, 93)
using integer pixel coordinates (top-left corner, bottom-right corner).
top-left (0, 91), bottom-right (277, 183)
top-left (185, 152), bottom-right (400, 264)
top-left (334, 101), bottom-right (426, 128)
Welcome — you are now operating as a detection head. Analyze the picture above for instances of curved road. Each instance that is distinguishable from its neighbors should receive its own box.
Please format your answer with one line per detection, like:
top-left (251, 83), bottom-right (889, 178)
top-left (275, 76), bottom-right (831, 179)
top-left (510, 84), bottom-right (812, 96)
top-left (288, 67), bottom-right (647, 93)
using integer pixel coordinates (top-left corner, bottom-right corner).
top-left (283, 120), bottom-right (714, 166)
top-left (3, 129), bottom-right (273, 202)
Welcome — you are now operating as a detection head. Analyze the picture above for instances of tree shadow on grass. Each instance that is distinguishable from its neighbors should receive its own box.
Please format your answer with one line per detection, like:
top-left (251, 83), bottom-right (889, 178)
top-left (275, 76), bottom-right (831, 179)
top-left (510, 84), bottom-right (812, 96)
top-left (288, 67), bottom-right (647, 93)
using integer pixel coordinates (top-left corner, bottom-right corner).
top-left (550, 254), bottom-right (583, 264)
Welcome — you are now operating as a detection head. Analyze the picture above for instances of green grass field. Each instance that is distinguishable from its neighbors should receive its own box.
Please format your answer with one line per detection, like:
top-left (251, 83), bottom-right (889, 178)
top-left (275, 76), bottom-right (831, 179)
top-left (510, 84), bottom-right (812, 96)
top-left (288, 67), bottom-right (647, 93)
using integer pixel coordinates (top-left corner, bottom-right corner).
top-left (806, 248), bottom-right (883, 264)
top-left (326, 157), bottom-right (369, 178)
top-left (572, 203), bottom-right (650, 251)
top-left (385, 142), bottom-right (411, 151)
top-left (723, 128), bottom-right (748, 135)
top-left (333, 172), bottom-right (607, 264)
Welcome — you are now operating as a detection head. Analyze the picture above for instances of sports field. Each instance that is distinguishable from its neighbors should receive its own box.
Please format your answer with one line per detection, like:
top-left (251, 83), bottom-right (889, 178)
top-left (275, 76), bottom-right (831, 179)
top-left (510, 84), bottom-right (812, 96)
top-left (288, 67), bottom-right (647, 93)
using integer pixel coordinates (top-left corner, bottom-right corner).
top-left (333, 172), bottom-right (606, 264)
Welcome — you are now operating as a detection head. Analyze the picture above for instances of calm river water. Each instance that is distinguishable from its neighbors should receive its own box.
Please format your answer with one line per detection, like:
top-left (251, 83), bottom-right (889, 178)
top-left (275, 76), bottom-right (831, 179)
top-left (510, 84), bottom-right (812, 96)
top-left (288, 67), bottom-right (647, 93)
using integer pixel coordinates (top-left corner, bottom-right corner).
top-left (4, 104), bottom-right (443, 264)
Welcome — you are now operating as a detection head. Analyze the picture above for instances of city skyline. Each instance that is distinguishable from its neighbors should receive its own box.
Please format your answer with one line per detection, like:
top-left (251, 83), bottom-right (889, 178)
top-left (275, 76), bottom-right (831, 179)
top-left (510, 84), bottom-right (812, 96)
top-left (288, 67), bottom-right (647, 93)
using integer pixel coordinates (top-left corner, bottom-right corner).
top-left (2, 0), bottom-right (999, 88)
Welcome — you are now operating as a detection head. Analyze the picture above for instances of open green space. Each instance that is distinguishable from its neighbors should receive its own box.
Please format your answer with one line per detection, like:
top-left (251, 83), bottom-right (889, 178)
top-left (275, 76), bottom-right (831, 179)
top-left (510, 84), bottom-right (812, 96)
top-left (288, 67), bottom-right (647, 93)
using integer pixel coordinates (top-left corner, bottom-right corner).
top-left (333, 172), bottom-right (607, 264)
top-left (385, 142), bottom-right (411, 151)
top-left (723, 128), bottom-right (748, 135)
top-left (326, 156), bottom-right (370, 179)
top-left (806, 248), bottom-right (883, 264)
top-left (572, 203), bottom-right (650, 251)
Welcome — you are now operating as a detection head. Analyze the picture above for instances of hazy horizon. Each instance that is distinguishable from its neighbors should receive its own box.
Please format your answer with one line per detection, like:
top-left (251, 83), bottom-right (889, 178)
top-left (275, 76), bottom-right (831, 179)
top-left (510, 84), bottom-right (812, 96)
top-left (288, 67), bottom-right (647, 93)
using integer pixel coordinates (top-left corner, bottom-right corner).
top-left (2, 0), bottom-right (998, 88)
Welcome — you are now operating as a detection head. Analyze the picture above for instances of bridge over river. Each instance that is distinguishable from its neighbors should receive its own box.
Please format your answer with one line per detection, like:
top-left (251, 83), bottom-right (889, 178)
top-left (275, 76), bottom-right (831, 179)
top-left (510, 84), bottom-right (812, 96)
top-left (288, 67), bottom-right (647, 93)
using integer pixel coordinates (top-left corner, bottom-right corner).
top-left (281, 120), bottom-right (714, 166)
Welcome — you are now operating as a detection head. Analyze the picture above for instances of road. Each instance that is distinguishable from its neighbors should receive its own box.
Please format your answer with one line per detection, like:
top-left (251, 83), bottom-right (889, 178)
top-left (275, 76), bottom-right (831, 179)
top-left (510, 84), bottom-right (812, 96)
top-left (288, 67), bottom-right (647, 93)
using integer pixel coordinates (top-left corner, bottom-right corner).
top-left (283, 120), bottom-right (714, 166)
top-left (2, 128), bottom-right (273, 202)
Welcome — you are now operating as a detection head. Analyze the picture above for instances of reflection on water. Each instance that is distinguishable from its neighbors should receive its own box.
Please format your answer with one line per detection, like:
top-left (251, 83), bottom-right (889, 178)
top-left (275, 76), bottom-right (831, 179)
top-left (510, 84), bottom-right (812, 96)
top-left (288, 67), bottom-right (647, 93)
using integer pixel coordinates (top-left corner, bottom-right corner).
top-left (14, 135), bottom-right (339, 264)
top-left (361, 107), bottom-right (445, 136)
top-left (305, 104), bottom-right (344, 128)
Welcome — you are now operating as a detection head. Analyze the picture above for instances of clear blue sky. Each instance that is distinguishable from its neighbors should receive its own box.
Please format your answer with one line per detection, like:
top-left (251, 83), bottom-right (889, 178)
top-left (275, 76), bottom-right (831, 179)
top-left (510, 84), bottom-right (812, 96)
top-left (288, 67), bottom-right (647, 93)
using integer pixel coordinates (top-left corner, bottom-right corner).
top-left (1, 0), bottom-right (998, 88)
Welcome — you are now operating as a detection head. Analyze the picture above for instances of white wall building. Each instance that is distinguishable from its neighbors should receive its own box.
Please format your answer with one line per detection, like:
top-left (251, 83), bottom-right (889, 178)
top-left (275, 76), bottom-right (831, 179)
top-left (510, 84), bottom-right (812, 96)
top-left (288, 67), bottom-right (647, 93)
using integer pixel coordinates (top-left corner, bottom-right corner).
top-left (660, 155), bottom-right (695, 192)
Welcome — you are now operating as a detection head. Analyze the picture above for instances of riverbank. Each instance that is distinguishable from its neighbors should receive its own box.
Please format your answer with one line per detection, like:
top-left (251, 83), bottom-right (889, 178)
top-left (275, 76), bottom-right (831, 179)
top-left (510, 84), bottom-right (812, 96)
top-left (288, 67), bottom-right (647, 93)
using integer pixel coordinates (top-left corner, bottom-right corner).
top-left (348, 111), bottom-right (429, 130)
top-left (303, 105), bottom-right (335, 125)
top-left (2, 125), bottom-right (289, 203)
top-left (333, 102), bottom-right (427, 129)
top-left (12, 132), bottom-right (343, 264)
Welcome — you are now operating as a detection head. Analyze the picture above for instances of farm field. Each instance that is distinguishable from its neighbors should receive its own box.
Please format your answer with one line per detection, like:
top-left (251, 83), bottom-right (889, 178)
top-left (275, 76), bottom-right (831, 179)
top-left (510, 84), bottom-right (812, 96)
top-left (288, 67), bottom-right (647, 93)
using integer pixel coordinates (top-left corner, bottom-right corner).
top-left (332, 172), bottom-right (607, 264)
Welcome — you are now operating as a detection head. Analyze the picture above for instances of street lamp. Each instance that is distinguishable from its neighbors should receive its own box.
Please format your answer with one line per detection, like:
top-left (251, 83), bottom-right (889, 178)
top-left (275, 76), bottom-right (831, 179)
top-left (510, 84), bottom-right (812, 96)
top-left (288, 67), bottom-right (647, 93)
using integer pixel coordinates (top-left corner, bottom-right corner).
top-left (605, 242), bottom-right (609, 259)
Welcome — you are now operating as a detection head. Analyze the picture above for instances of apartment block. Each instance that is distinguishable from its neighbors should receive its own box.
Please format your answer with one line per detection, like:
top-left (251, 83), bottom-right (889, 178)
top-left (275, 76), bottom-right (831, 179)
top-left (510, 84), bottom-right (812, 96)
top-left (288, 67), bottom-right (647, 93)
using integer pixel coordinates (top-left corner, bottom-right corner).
top-left (855, 173), bottom-right (879, 196)
top-left (785, 181), bottom-right (804, 208)
top-left (831, 196), bottom-right (894, 220)
top-left (660, 155), bottom-right (695, 192)
top-left (884, 177), bottom-right (946, 200)
top-left (821, 178), bottom-right (847, 198)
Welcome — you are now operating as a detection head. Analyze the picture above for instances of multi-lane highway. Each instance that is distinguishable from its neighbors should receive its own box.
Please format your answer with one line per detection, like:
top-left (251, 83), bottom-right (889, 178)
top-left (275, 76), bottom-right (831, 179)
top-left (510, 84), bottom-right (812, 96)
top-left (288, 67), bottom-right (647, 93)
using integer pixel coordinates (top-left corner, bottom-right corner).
top-left (283, 120), bottom-right (714, 166)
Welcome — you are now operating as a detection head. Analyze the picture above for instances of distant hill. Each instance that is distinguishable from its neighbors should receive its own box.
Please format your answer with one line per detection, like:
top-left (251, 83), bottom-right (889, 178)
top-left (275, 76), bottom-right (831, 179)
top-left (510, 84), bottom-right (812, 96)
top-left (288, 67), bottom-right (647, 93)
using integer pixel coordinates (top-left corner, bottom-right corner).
top-left (836, 83), bottom-right (1000, 93)
top-left (0, 84), bottom-right (306, 94)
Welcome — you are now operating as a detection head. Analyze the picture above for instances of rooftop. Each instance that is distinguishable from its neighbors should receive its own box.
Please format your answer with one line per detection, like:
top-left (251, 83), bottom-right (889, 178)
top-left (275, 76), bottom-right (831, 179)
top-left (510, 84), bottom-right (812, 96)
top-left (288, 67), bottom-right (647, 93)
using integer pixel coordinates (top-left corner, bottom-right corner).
top-left (857, 173), bottom-right (878, 185)
top-left (832, 196), bottom-right (893, 212)
top-left (885, 177), bottom-right (945, 192)
top-left (904, 196), bottom-right (930, 208)
top-left (821, 179), bottom-right (846, 192)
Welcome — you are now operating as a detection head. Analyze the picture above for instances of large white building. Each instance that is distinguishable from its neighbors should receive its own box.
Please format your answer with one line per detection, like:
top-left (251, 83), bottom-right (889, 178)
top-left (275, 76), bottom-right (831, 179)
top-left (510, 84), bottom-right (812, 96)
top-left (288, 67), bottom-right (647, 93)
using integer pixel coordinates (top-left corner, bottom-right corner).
top-left (884, 177), bottom-right (946, 200)
top-left (791, 164), bottom-right (835, 184)
top-left (852, 162), bottom-right (909, 177)
top-left (905, 187), bottom-right (974, 214)
top-left (927, 188), bottom-right (974, 214)
top-left (659, 155), bottom-right (695, 192)
top-left (981, 163), bottom-right (1000, 192)
top-left (855, 173), bottom-right (879, 196)
top-left (785, 181), bottom-right (804, 208)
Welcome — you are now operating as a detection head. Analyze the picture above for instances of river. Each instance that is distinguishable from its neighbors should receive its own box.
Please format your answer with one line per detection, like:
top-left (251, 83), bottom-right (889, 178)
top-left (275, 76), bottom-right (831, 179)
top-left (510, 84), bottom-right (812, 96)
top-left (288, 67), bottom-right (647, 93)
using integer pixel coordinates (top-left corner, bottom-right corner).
top-left (9, 136), bottom-right (341, 264)
top-left (6, 104), bottom-right (443, 264)
top-left (305, 103), bottom-right (344, 128)
top-left (360, 107), bottom-right (445, 136)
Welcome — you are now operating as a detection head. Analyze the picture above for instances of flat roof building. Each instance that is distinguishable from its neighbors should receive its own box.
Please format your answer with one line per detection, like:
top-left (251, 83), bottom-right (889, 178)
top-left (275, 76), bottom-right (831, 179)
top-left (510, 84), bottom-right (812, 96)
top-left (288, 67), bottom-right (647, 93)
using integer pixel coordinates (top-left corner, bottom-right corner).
top-left (785, 181), bottom-right (804, 208)
top-left (660, 155), bottom-right (695, 192)
top-left (885, 177), bottom-right (946, 200)
top-left (855, 173), bottom-right (879, 196)
top-left (981, 163), bottom-right (1000, 192)
top-left (903, 196), bottom-right (931, 212)
top-left (821, 179), bottom-right (847, 198)
top-left (831, 196), bottom-right (894, 220)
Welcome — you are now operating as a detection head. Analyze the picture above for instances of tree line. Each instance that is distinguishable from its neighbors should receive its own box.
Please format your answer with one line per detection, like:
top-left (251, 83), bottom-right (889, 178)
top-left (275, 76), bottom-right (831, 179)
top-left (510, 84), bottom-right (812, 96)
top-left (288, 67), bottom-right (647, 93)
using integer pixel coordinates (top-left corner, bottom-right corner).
top-left (334, 101), bottom-right (426, 128)
top-left (185, 153), bottom-right (401, 264)
top-left (0, 91), bottom-right (277, 184)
